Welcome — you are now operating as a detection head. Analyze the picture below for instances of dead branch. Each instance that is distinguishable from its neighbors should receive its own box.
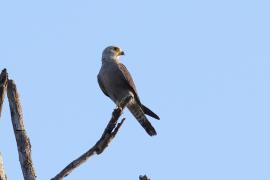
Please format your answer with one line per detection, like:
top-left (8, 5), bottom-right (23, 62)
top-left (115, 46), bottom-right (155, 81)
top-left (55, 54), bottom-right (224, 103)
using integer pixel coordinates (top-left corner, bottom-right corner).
top-left (7, 80), bottom-right (36, 180)
top-left (0, 69), bottom-right (8, 180)
top-left (51, 96), bottom-right (132, 180)
top-left (0, 69), bottom-right (8, 118)
top-left (1, 69), bottom-right (153, 179)
top-left (0, 153), bottom-right (7, 180)
top-left (139, 175), bottom-right (150, 180)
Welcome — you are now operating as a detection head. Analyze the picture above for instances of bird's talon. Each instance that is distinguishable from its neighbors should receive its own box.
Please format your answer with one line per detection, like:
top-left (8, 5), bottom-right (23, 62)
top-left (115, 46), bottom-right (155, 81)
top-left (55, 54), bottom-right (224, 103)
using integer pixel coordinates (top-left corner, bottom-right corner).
top-left (117, 106), bottom-right (123, 111)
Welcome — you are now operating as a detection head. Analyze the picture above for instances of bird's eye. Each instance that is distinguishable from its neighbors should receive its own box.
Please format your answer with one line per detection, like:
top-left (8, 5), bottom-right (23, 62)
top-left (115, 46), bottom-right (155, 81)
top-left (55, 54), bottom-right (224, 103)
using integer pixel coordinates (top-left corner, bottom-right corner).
top-left (113, 47), bottom-right (119, 52)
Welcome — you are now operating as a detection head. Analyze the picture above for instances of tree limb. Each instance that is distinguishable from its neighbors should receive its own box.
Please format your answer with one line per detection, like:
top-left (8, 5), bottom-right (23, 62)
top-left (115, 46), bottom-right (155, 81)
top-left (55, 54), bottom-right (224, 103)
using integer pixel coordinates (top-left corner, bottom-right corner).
top-left (0, 69), bottom-right (8, 118)
top-left (0, 69), bottom-right (8, 180)
top-left (51, 96), bottom-right (132, 180)
top-left (7, 80), bottom-right (36, 180)
top-left (0, 153), bottom-right (7, 180)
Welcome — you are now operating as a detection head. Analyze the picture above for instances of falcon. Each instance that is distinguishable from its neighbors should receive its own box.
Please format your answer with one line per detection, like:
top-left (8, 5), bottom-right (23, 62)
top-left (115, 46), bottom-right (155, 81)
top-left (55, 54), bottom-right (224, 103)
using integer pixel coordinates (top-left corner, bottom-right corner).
top-left (97, 46), bottom-right (160, 136)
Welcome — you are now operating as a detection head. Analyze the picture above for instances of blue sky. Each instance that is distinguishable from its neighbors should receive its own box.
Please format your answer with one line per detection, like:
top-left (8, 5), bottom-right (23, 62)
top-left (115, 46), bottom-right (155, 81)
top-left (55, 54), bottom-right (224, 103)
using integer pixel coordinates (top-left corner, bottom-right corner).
top-left (0, 0), bottom-right (270, 179)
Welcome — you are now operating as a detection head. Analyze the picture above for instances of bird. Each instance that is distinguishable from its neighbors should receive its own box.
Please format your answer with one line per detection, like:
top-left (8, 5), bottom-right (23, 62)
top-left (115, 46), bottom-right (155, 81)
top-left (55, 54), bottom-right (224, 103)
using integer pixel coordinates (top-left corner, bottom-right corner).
top-left (97, 46), bottom-right (160, 136)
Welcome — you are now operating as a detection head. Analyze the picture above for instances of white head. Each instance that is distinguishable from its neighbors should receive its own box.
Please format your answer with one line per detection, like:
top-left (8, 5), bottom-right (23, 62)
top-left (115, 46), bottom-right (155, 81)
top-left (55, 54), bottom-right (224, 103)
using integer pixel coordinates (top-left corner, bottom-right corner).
top-left (102, 46), bottom-right (125, 62)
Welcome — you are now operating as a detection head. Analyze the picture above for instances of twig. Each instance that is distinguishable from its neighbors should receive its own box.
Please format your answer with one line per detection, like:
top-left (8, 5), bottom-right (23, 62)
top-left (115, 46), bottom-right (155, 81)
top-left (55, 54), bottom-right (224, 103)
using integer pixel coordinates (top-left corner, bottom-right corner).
top-left (139, 175), bottom-right (150, 180)
top-left (51, 96), bottom-right (132, 180)
top-left (7, 80), bottom-right (36, 180)
top-left (0, 153), bottom-right (7, 180)
top-left (0, 69), bottom-right (8, 118)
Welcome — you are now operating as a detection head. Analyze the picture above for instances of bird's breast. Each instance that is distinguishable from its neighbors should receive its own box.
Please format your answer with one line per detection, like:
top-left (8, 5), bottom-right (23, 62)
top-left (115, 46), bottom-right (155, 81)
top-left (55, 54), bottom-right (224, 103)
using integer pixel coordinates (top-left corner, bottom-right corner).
top-left (99, 63), bottom-right (130, 103)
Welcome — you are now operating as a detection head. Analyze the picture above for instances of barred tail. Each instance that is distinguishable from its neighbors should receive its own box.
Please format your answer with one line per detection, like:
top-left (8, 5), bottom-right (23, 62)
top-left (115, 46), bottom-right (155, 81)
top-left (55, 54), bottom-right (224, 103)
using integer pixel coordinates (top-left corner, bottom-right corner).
top-left (128, 102), bottom-right (157, 136)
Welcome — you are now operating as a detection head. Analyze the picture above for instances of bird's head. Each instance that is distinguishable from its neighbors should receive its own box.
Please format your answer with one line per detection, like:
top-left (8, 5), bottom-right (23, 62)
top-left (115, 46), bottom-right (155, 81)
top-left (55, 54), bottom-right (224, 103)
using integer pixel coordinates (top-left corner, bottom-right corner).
top-left (102, 46), bottom-right (125, 61)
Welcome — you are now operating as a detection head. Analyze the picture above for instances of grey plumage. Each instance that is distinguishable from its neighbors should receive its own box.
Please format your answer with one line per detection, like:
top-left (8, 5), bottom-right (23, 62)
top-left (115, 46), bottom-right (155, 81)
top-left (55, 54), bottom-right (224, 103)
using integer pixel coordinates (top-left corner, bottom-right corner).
top-left (97, 46), bottom-right (159, 136)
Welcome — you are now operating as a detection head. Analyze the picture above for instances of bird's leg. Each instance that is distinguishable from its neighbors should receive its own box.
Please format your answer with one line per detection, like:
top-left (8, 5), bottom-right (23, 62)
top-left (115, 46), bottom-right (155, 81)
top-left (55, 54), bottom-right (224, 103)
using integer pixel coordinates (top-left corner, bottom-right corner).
top-left (117, 95), bottom-right (132, 110)
top-left (113, 96), bottom-right (132, 119)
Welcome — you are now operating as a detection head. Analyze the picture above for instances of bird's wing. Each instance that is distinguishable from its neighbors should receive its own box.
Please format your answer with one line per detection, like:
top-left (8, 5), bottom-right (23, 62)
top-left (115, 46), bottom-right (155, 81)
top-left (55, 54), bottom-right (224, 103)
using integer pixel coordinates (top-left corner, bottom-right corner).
top-left (118, 63), bottom-right (142, 104)
top-left (118, 63), bottom-right (160, 120)
top-left (141, 104), bottom-right (160, 120)
top-left (97, 75), bottom-right (109, 97)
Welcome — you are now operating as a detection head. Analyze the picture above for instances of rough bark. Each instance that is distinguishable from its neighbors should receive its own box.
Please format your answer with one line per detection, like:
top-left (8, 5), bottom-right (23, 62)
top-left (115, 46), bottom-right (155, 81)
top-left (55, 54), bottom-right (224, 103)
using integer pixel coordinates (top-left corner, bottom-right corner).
top-left (0, 69), bottom-right (8, 118)
top-left (0, 153), bottom-right (7, 180)
top-left (0, 69), bottom-right (8, 180)
top-left (7, 80), bottom-right (36, 180)
top-left (51, 96), bottom-right (132, 180)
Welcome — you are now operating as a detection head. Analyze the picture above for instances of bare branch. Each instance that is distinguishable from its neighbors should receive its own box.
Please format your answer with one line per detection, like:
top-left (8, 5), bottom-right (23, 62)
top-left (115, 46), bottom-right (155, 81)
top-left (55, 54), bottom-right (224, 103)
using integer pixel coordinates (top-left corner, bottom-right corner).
top-left (51, 96), bottom-right (132, 180)
top-left (0, 69), bottom-right (8, 118)
top-left (7, 80), bottom-right (36, 180)
top-left (0, 153), bottom-right (7, 180)
top-left (139, 175), bottom-right (150, 180)
top-left (0, 69), bottom-right (8, 180)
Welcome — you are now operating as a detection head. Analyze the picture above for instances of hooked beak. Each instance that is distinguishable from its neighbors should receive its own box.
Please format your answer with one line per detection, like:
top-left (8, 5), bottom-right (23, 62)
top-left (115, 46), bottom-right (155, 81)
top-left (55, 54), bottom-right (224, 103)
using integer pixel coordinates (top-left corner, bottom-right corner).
top-left (119, 50), bottom-right (125, 56)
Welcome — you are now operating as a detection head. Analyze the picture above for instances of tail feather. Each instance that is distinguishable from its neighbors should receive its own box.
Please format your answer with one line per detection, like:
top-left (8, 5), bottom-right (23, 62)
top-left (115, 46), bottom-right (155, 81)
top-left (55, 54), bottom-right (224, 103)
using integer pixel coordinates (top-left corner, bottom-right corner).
top-left (141, 104), bottom-right (160, 120)
top-left (128, 102), bottom-right (157, 136)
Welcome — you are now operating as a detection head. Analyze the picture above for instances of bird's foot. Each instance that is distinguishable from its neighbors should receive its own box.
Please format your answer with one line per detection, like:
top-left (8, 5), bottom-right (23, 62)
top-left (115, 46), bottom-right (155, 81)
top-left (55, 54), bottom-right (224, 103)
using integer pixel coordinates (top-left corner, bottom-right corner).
top-left (118, 95), bottom-right (132, 109)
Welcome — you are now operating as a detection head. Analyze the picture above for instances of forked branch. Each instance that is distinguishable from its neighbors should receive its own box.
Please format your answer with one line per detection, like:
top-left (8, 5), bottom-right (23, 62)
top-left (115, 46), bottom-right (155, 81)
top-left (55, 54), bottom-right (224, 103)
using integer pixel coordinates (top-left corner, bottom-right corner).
top-left (51, 96), bottom-right (132, 180)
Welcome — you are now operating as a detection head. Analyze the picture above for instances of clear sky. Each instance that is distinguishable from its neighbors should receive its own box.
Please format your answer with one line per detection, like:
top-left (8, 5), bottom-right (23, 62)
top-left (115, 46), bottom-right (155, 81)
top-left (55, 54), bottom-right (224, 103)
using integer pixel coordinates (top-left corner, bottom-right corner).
top-left (0, 0), bottom-right (269, 179)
